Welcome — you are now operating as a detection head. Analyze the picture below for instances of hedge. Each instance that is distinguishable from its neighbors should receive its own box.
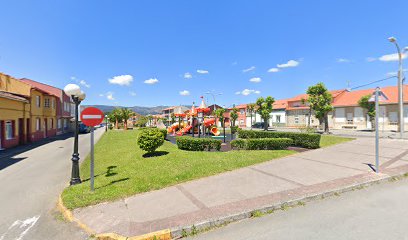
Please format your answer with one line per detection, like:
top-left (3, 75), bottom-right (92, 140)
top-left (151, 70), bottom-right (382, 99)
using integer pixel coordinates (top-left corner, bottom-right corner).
top-left (139, 127), bottom-right (167, 140)
top-left (231, 138), bottom-right (293, 150)
top-left (176, 136), bottom-right (222, 151)
top-left (237, 129), bottom-right (321, 149)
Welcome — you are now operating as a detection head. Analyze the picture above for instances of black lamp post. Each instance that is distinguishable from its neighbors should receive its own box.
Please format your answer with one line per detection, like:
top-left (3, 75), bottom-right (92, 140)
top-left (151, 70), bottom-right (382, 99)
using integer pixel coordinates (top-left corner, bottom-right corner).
top-left (64, 84), bottom-right (86, 186)
top-left (105, 115), bottom-right (108, 132)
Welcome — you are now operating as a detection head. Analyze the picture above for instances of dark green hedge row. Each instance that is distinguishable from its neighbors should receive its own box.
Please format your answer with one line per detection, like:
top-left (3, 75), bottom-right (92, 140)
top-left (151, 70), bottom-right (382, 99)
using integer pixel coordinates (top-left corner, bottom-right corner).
top-left (139, 127), bottom-right (167, 139)
top-left (176, 136), bottom-right (222, 151)
top-left (237, 129), bottom-right (321, 149)
top-left (231, 138), bottom-right (293, 150)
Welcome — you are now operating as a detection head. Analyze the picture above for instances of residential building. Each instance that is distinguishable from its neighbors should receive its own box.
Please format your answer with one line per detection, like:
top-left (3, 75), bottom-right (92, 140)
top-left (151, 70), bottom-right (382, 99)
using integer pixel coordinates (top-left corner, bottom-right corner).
top-left (331, 85), bottom-right (408, 130)
top-left (270, 99), bottom-right (288, 127)
top-left (162, 106), bottom-right (189, 125)
top-left (20, 78), bottom-right (74, 135)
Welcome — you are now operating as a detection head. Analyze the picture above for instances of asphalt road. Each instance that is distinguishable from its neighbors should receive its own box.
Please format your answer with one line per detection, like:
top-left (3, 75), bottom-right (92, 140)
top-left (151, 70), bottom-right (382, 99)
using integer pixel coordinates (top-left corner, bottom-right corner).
top-left (188, 177), bottom-right (408, 240)
top-left (0, 128), bottom-right (104, 240)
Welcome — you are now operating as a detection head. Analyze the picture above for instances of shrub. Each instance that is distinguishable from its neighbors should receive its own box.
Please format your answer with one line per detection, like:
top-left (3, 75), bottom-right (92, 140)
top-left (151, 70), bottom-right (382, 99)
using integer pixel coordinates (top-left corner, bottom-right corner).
top-left (137, 128), bottom-right (164, 153)
top-left (231, 138), bottom-right (293, 150)
top-left (139, 127), bottom-right (167, 140)
top-left (237, 129), bottom-right (321, 149)
top-left (176, 137), bottom-right (222, 151)
top-left (230, 126), bottom-right (240, 134)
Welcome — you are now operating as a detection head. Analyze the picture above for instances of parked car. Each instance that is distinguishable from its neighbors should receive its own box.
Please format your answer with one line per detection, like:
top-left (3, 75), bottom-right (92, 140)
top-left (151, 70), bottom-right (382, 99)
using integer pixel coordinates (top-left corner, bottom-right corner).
top-left (79, 123), bottom-right (91, 134)
top-left (252, 122), bottom-right (269, 129)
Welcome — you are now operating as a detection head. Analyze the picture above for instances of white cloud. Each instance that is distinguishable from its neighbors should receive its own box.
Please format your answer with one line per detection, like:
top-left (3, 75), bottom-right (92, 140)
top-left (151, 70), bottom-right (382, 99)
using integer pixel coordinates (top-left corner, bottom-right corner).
top-left (387, 69), bottom-right (408, 76)
top-left (366, 57), bottom-right (377, 62)
top-left (337, 58), bottom-right (351, 63)
top-left (249, 77), bottom-right (262, 83)
top-left (179, 90), bottom-right (190, 96)
top-left (277, 60), bottom-right (299, 68)
top-left (379, 53), bottom-right (407, 62)
top-left (106, 92), bottom-right (115, 100)
top-left (70, 76), bottom-right (90, 88)
top-left (98, 94), bottom-right (104, 97)
top-left (268, 68), bottom-right (280, 73)
top-left (242, 66), bottom-right (256, 73)
top-left (197, 69), bottom-right (209, 74)
top-left (236, 89), bottom-right (261, 96)
top-left (144, 78), bottom-right (159, 84)
top-left (79, 79), bottom-right (91, 88)
top-left (108, 75), bottom-right (133, 86)
top-left (184, 72), bottom-right (192, 79)
top-left (129, 91), bottom-right (137, 96)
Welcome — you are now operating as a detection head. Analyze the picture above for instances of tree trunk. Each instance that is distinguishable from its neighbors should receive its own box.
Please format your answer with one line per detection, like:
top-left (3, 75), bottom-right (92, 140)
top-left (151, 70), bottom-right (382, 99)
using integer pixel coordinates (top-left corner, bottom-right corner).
top-left (264, 117), bottom-right (268, 131)
top-left (115, 119), bottom-right (118, 129)
top-left (250, 111), bottom-right (253, 129)
top-left (308, 108), bottom-right (312, 127)
top-left (324, 114), bottom-right (329, 133)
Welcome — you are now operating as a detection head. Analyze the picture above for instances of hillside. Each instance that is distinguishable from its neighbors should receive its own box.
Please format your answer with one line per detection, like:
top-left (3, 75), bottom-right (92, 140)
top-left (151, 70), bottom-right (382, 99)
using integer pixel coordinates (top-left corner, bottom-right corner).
top-left (82, 105), bottom-right (170, 115)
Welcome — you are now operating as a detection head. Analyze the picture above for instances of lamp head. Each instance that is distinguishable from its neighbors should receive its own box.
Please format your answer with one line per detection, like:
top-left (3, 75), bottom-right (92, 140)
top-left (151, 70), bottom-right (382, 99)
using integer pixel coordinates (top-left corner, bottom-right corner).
top-left (77, 91), bottom-right (86, 101)
top-left (388, 37), bottom-right (397, 43)
top-left (64, 84), bottom-right (81, 96)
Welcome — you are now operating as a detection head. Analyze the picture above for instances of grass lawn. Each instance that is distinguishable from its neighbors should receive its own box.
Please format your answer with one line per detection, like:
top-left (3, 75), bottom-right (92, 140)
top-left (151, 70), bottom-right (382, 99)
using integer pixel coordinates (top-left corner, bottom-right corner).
top-left (320, 135), bottom-right (354, 147)
top-left (62, 130), bottom-right (296, 209)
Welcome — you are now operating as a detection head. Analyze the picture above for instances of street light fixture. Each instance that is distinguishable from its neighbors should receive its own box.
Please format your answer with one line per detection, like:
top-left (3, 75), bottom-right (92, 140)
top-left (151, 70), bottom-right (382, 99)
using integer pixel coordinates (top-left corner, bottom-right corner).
top-left (64, 83), bottom-right (86, 185)
top-left (205, 90), bottom-right (222, 111)
top-left (388, 36), bottom-right (405, 138)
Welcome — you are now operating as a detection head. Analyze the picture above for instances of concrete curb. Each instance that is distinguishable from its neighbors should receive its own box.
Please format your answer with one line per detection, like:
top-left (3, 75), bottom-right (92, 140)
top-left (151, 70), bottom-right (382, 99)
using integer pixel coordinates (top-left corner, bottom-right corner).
top-left (58, 171), bottom-right (408, 240)
top-left (169, 170), bottom-right (408, 239)
top-left (57, 195), bottom-right (172, 240)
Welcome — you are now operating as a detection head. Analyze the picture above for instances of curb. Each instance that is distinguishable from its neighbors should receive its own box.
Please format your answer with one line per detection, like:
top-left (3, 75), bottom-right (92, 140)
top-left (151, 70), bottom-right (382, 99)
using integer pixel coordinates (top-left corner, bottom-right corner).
top-left (58, 170), bottom-right (408, 240)
top-left (57, 195), bottom-right (171, 240)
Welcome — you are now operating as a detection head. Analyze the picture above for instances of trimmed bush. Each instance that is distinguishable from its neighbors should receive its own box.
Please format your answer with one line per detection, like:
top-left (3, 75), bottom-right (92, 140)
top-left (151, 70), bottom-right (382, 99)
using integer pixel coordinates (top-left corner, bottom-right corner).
top-left (230, 126), bottom-right (240, 134)
top-left (231, 138), bottom-right (293, 150)
top-left (137, 128), bottom-right (164, 153)
top-left (139, 127), bottom-right (167, 140)
top-left (237, 129), bottom-right (321, 149)
top-left (176, 136), bottom-right (222, 151)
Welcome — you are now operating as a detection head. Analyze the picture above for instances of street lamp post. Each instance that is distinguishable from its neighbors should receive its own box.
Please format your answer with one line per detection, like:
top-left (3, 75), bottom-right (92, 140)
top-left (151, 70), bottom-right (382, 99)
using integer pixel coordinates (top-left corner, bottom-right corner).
top-left (205, 91), bottom-right (222, 111)
top-left (105, 115), bottom-right (108, 132)
top-left (64, 84), bottom-right (86, 186)
top-left (388, 37), bottom-right (406, 138)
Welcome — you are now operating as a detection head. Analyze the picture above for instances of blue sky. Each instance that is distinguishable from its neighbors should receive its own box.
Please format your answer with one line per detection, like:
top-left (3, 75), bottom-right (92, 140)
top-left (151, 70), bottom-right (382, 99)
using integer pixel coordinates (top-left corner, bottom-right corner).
top-left (0, 0), bottom-right (407, 107)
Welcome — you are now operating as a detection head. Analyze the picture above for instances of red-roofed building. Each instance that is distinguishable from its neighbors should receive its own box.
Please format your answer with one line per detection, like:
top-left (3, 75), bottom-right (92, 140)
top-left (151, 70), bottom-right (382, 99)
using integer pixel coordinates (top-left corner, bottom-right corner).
top-left (331, 85), bottom-right (408, 130)
top-left (20, 78), bottom-right (75, 135)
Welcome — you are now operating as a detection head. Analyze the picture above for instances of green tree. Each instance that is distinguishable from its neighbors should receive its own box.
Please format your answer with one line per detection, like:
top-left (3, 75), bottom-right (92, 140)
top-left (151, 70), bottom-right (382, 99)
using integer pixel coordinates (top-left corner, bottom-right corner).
top-left (230, 107), bottom-right (239, 127)
top-left (146, 115), bottom-right (153, 127)
top-left (306, 82), bottom-right (333, 133)
top-left (214, 108), bottom-right (226, 127)
top-left (170, 113), bottom-right (176, 124)
top-left (137, 129), bottom-right (164, 154)
top-left (358, 95), bottom-right (375, 129)
top-left (120, 108), bottom-right (133, 130)
top-left (108, 108), bottom-right (123, 129)
top-left (247, 103), bottom-right (256, 129)
top-left (136, 116), bottom-right (148, 127)
top-left (256, 96), bottom-right (275, 130)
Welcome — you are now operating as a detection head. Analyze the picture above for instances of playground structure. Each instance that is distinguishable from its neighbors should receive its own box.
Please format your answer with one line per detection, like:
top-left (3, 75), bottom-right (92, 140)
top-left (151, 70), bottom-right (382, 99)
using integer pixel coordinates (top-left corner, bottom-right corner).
top-left (167, 97), bottom-right (221, 137)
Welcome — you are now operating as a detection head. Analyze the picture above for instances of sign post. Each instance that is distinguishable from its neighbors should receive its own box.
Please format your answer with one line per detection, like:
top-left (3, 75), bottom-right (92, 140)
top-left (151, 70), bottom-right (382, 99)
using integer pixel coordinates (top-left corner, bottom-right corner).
top-left (369, 87), bottom-right (389, 173)
top-left (80, 107), bottom-right (105, 191)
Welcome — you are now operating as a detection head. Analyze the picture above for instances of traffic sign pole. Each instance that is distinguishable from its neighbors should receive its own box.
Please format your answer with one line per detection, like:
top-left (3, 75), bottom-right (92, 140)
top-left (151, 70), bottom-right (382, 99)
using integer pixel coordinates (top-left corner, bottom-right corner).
top-left (90, 126), bottom-right (95, 191)
top-left (80, 107), bottom-right (104, 191)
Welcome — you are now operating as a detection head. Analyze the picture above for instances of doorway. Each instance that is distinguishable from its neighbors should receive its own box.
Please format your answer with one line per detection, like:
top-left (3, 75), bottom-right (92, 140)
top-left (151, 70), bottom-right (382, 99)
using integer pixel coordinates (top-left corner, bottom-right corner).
top-left (18, 118), bottom-right (24, 144)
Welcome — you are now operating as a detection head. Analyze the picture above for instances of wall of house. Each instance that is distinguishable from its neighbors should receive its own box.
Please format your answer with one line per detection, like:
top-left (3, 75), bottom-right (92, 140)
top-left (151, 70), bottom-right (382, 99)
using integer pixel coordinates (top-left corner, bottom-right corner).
top-left (0, 73), bottom-right (31, 96)
top-left (0, 97), bottom-right (30, 149)
top-left (269, 109), bottom-right (286, 126)
top-left (286, 109), bottom-right (320, 127)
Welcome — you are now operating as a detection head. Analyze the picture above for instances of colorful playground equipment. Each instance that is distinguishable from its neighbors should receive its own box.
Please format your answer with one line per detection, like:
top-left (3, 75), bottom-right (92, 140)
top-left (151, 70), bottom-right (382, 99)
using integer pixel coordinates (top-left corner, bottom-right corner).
top-left (168, 97), bottom-right (222, 137)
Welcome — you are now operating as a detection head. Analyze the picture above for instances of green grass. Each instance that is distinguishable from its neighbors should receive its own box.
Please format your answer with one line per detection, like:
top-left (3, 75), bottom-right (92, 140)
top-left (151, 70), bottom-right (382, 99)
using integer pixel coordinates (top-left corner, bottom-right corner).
top-left (62, 130), bottom-right (295, 209)
top-left (319, 135), bottom-right (354, 147)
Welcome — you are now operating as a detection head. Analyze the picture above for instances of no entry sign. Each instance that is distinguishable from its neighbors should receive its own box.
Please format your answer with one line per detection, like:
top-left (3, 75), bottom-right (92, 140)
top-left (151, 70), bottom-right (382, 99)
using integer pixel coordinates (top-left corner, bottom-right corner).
top-left (80, 107), bottom-right (104, 127)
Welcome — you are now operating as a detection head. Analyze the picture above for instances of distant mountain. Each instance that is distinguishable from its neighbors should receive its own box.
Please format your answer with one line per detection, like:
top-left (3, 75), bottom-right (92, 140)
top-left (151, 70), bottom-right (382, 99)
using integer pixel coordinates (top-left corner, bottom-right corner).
top-left (83, 105), bottom-right (171, 115)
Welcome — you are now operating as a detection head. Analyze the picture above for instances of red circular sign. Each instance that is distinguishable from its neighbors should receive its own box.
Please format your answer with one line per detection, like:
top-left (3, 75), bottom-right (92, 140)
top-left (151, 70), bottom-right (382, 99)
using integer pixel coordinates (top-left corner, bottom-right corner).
top-left (80, 107), bottom-right (105, 127)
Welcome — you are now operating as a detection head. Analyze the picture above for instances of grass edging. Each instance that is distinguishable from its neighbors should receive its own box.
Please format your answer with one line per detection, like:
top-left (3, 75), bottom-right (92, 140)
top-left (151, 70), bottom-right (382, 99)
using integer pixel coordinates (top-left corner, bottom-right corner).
top-left (170, 171), bottom-right (408, 239)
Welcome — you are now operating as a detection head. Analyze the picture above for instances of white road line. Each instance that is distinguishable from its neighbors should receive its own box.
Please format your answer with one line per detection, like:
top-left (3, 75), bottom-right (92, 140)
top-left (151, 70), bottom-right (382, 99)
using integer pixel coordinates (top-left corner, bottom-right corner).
top-left (0, 215), bottom-right (40, 240)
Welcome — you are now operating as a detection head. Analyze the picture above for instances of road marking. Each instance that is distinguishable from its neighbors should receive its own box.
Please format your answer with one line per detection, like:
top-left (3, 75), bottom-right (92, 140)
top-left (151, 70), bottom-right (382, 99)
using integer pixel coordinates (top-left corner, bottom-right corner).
top-left (0, 215), bottom-right (40, 240)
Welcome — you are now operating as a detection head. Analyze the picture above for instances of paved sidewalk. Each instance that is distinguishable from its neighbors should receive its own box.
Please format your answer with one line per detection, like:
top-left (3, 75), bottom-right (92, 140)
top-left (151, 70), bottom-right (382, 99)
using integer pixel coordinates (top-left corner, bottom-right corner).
top-left (73, 138), bottom-right (408, 237)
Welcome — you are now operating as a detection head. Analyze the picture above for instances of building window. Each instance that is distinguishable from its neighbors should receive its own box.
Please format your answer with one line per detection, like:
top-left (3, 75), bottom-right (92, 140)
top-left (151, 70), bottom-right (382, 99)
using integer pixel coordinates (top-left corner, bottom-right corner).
top-left (44, 98), bottom-right (50, 108)
top-left (36, 118), bottom-right (41, 131)
top-left (58, 119), bottom-right (61, 129)
top-left (36, 96), bottom-right (41, 107)
top-left (5, 121), bottom-right (13, 140)
top-left (240, 109), bottom-right (245, 115)
top-left (51, 99), bottom-right (55, 109)
top-left (276, 115), bottom-right (281, 123)
top-left (294, 116), bottom-right (299, 124)
top-left (51, 118), bottom-right (54, 128)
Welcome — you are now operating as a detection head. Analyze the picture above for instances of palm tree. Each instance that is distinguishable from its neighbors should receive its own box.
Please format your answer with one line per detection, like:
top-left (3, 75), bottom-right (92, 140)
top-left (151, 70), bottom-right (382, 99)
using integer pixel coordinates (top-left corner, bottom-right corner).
top-left (121, 108), bottom-right (133, 130)
top-left (109, 108), bottom-right (123, 129)
top-left (247, 103), bottom-right (256, 129)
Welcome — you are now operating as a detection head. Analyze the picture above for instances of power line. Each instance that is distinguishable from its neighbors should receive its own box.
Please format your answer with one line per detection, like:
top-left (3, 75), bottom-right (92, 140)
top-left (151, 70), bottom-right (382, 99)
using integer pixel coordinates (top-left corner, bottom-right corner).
top-left (350, 76), bottom-right (398, 91)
